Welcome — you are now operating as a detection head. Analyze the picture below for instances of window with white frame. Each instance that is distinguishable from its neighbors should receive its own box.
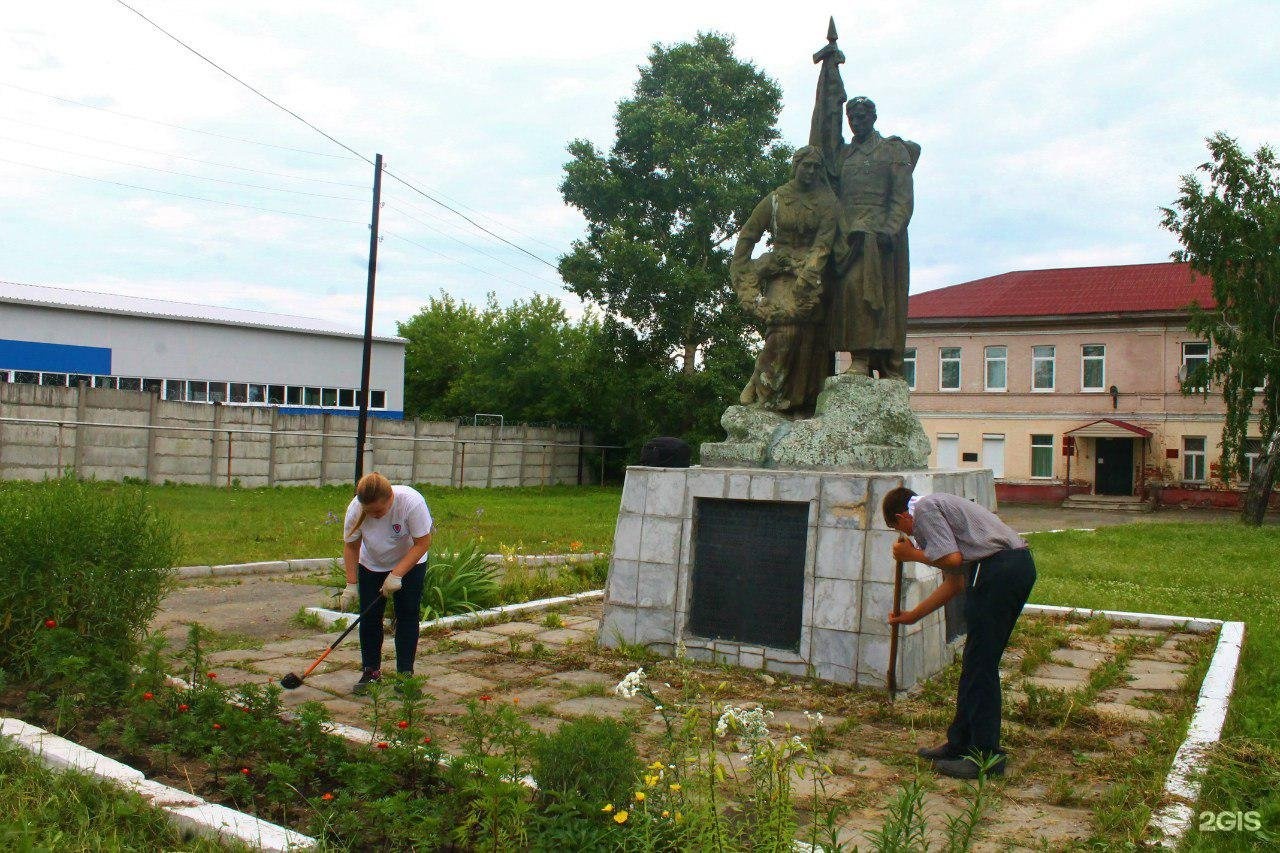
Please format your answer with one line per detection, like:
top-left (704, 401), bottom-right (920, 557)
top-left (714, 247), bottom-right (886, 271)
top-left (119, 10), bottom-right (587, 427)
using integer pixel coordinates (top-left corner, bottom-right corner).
top-left (903, 348), bottom-right (917, 390)
top-left (984, 346), bottom-right (1007, 391)
top-left (1032, 345), bottom-right (1055, 391)
top-left (1244, 438), bottom-right (1264, 478)
top-left (1081, 344), bottom-right (1106, 391)
top-left (1181, 342), bottom-right (1209, 392)
top-left (1182, 436), bottom-right (1207, 482)
top-left (1030, 434), bottom-right (1054, 478)
top-left (939, 347), bottom-right (961, 390)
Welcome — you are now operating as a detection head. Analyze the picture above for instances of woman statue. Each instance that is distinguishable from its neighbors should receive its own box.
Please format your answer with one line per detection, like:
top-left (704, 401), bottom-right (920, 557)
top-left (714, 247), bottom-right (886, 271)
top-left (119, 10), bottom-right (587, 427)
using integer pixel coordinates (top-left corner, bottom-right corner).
top-left (730, 145), bottom-right (838, 415)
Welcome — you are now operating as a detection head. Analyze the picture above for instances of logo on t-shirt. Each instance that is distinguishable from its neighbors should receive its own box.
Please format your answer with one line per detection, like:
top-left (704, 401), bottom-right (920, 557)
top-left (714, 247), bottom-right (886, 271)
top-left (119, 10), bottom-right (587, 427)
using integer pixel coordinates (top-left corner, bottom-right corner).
top-left (392, 523), bottom-right (403, 537)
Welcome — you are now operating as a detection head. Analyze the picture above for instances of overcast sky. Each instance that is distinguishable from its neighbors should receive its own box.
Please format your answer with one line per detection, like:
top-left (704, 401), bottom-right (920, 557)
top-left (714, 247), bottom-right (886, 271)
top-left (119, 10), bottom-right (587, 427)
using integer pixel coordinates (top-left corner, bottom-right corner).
top-left (2, 1), bottom-right (1277, 336)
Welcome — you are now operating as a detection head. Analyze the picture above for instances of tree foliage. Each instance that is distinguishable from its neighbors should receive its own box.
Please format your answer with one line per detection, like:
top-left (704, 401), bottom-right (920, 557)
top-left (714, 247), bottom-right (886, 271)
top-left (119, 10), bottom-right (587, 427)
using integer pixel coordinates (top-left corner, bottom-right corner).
top-left (1161, 132), bottom-right (1280, 523)
top-left (558, 31), bottom-right (793, 372)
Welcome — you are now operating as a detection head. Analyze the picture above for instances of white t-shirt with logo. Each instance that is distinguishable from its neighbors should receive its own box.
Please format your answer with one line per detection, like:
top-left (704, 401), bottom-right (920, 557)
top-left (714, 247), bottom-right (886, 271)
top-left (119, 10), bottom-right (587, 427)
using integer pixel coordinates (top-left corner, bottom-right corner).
top-left (343, 485), bottom-right (433, 573)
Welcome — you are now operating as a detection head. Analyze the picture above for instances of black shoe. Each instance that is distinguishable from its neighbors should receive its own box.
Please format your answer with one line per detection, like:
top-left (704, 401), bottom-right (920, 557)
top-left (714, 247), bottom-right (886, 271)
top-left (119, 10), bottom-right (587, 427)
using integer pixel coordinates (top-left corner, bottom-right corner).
top-left (352, 669), bottom-right (381, 695)
top-left (917, 741), bottom-right (963, 761)
top-left (934, 755), bottom-right (1006, 780)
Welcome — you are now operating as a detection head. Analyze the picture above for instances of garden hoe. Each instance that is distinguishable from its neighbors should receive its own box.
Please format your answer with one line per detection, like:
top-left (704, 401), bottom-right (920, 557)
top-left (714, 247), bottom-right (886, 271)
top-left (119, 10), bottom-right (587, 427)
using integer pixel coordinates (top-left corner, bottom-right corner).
top-left (280, 593), bottom-right (383, 690)
top-left (886, 539), bottom-right (905, 700)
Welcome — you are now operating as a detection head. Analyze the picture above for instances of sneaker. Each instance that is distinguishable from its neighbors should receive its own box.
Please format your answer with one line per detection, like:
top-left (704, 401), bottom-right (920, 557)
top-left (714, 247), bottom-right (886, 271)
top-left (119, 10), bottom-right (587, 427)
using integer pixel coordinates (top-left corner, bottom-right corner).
top-left (933, 754), bottom-right (1006, 780)
top-left (352, 668), bottom-right (381, 695)
top-left (917, 741), bottom-right (963, 761)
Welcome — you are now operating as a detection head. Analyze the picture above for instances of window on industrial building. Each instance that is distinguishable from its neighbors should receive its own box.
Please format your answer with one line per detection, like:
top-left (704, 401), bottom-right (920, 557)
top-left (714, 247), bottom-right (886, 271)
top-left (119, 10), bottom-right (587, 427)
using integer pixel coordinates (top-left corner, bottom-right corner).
top-left (903, 348), bottom-right (916, 390)
top-left (40, 372), bottom-right (68, 386)
top-left (1030, 434), bottom-right (1054, 478)
top-left (322, 388), bottom-right (338, 407)
top-left (268, 385), bottom-right (285, 404)
top-left (14, 371), bottom-right (38, 384)
top-left (339, 388), bottom-right (355, 407)
top-left (1181, 342), bottom-right (1210, 392)
top-left (209, 382), bottom-right (227, 403)
top-left (69, 374), bottom-right (91, 387)
top-left (286, 386), bottom-right (302, 405)
top-left (164, 380), bottom-right (185, 401)
top-left (1032, 346), bottom-right (1055, 391)
top-left (228, 383), bottom-right (248, 404)
top-left (248, 384), bottom-right (265, 403)
top-left (939, 347), bottom-right (961, 390)
top-left (304, 387), bottom-right (321, 406)
top-left (0, 370), bottom-right (10, 382)
top-left (94, 375), bottom-right (117, 389)
top-left (143, 378), bottom-right (163, 395)
top-left (187, 381), bottom-right (208, 402)
top-left (984, 346), bottom-right (1007, 391)
top-left (1081, 344), bottom-right (1106, 391)
top-left (1182, 436), bottom-right (1206, 482)
top-left (371, 390), bottom-right (386, 409)
top-left (1243, 438), bottom-right (1263, 478)
top-left (118, 377), bottom-right (142, 391)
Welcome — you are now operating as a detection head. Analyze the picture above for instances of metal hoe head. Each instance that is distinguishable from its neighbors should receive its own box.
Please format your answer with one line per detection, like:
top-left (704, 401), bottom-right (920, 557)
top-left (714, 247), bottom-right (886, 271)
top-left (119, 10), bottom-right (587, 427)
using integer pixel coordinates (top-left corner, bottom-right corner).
top-left (280, 672), bottom-right (304, 690)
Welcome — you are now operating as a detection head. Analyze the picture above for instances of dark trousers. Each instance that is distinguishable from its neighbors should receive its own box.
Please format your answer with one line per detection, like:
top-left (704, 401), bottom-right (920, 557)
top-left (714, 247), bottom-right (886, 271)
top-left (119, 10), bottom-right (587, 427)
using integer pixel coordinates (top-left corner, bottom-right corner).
top-left (357, 561), bottom-right (426, 674)
top-left (946, 547), bottom-right (1036, 756)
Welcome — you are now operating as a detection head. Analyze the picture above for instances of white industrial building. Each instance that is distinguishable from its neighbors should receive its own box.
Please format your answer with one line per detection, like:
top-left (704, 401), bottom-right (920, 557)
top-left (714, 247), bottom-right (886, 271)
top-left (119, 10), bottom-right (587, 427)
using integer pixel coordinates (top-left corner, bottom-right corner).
top-left (0, 281), bottom-right (406, 418)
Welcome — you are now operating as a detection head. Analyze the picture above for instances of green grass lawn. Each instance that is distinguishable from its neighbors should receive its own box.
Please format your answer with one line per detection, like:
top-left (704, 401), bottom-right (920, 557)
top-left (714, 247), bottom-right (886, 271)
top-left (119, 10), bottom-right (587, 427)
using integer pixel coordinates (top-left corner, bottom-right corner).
top-left (137, 482), bottom-right (624, 566)
top-left (1026, 523), bottom-right (1280, 850)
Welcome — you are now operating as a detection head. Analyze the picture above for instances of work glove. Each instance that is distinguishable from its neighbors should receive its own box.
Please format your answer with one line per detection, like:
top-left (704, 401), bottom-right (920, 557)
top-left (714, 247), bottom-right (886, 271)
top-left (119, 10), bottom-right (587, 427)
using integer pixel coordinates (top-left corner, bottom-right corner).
top-left (381, 573), bottom-right (403, 595)
top-left (338, 583), bottom-right (359, 611)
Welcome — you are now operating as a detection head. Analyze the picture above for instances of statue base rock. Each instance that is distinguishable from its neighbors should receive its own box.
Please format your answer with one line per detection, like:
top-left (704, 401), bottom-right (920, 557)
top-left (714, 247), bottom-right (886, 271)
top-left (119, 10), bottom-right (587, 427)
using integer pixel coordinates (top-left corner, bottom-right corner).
top-left (701, 374), bottom-right (931, 470)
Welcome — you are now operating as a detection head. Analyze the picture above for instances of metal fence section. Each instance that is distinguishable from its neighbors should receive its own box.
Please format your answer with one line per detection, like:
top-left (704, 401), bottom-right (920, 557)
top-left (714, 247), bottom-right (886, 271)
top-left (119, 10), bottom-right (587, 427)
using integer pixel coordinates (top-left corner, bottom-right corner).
top-left (0, 383), bottom-right (615, 488)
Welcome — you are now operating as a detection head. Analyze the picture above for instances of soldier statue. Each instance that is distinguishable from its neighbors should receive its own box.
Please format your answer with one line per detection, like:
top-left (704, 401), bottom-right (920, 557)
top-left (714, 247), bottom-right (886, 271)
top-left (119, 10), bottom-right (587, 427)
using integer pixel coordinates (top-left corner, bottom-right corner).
top-left (810, 21), bottom-right (919, 379)
top-left (730, 145), bottom-right (839, 416)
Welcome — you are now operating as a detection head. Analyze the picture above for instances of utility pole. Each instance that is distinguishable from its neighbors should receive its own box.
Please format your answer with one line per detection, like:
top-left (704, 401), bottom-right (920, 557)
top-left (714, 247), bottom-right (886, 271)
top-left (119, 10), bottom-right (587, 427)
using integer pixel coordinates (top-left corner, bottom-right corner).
top-left (354, 153), bottom-right (383, 486)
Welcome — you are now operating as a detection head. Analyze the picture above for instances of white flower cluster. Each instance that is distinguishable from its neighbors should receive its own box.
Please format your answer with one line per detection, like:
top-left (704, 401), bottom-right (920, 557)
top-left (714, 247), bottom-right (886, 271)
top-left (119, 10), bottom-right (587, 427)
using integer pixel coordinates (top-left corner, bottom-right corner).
top-left (715, 705), bottom-right (774, 742)
top-left (803, 710), bottom-right (825, 725)
top-left (614, 668), bottom-right (647, 699)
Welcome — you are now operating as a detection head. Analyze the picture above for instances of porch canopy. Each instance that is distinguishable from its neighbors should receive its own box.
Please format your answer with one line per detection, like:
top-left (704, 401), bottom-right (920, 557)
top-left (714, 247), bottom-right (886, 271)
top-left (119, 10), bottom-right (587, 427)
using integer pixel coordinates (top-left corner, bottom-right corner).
top-left (1066, 418), bottom-right (1153, 439)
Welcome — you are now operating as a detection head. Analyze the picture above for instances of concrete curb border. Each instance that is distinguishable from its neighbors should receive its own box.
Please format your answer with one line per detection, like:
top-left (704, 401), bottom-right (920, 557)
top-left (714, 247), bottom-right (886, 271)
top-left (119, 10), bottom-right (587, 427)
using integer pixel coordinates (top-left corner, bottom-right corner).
top-left (0, 718), bottom-right (315, 851)
top-left (304, 588), bottom-right (606, 631)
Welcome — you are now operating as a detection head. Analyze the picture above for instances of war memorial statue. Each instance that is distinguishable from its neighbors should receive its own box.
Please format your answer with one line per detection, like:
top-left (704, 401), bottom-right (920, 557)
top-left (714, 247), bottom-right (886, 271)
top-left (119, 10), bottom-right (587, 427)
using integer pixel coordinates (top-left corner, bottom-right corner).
top-left (599, 20), bottom-right (990, 698)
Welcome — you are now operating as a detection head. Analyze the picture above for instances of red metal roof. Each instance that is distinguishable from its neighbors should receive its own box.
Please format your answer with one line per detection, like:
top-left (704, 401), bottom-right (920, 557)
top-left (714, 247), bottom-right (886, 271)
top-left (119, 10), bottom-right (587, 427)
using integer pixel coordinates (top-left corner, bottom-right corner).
top-left (908, 262), bottom-right (1215, 320)
top-left (1065, 418), bottom-right (1154, 438)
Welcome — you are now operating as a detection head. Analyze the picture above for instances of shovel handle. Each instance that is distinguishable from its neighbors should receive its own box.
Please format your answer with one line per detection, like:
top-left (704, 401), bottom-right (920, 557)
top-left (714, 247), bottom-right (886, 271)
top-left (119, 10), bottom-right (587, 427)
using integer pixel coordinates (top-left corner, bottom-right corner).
top-left (299, 592), bottom-right (384, 681)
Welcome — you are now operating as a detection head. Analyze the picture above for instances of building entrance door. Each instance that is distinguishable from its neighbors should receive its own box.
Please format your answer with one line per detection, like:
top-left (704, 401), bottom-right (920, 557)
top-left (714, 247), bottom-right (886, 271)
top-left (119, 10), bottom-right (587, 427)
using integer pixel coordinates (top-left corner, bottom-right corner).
top-left (1095, 438), bottom-right (1134, 495)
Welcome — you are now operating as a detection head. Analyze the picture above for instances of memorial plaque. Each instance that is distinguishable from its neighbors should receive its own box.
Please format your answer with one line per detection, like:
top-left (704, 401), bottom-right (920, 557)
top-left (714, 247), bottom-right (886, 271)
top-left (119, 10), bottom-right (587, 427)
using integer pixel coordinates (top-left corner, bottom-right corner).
top-left (689, 498), bottom-right (808, 651)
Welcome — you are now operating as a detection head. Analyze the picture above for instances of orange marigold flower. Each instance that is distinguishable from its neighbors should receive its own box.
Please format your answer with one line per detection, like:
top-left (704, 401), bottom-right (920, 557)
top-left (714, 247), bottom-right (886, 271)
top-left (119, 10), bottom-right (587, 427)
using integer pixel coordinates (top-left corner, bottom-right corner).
top-left (322, 792), bottom-right (334, 801)
top-left (396, 720), bottom-right (409, 729)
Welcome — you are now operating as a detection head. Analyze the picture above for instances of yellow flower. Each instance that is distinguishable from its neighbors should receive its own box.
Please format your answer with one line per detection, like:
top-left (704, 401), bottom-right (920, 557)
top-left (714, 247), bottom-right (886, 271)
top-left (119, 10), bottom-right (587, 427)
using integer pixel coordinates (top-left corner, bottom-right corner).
top-left (648, 760), bottom-right (664, 770)
top-left (602, 803), bottom-right (614, 813)
top-left (662, 810), bottom-right (670, 818)
top-left (614, 810), bottom-right (629, 824)
top-left (675, 811), bottom-right (684, 823)
top-left (644, 774), bottom-right (659, 787)
top-left (634, 791), bottom-right (645, 802)
top-left (669, 783), bottom-right (681, 792)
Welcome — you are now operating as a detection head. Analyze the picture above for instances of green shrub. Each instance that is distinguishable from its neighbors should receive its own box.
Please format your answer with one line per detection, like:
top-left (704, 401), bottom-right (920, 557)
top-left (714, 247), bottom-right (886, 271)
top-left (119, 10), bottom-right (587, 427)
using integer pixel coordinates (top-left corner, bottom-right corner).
top-left (420, 541), bottom-right (499, 619)
top-left (0, 476), bottom-right (178, 679)
top-left (532, 715), bottom-right (639, 807)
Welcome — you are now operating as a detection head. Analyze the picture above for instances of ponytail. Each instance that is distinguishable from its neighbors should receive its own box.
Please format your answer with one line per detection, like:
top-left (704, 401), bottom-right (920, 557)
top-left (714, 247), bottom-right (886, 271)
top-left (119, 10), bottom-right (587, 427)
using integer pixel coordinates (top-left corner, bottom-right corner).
top-left (347, 472), bottom-right (393, 537)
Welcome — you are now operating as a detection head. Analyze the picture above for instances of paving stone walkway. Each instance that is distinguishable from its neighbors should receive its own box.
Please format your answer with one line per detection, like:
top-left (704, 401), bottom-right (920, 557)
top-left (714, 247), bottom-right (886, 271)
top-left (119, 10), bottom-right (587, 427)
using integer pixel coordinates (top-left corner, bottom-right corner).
top-left (153, 572), bottom-right (1212, 850)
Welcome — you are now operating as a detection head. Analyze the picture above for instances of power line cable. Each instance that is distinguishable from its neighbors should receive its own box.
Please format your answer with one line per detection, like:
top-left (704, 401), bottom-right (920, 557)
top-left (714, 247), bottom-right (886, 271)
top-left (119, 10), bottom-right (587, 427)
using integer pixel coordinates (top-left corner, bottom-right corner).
top-left (383, 200), bottom-right (564, 286)
top-left (0, 115), bottom-right (368, 187)
top-left (0, 134), bottom-right (367, 201)
top-left (381, 231), bottom-right (561, 299)
top-left (0, 156), bottom-right (367, 224)
top-left (0, 80), bottom-right (356, 159)
top-left (110, 0), bottom-right (560, 271)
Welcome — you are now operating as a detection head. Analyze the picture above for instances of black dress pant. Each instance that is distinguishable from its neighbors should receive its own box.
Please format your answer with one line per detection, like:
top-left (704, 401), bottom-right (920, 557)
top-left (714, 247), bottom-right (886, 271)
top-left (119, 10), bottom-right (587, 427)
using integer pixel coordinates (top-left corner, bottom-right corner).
top-left (945, 547), bottom-right (1036, 756)
top-left (357, 561), bottom-right (426, 674)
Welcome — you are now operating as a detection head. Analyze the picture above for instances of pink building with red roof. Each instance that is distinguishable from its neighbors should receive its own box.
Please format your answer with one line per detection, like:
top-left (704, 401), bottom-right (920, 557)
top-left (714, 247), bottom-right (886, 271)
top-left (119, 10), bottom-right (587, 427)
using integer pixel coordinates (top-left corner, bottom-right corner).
top-left (900, 261), bottom-right (1267, 508)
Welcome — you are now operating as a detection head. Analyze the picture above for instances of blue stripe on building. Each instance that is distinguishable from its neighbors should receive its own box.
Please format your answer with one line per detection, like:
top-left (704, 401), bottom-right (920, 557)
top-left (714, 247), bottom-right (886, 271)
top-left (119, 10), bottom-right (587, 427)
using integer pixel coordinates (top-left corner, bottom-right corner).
top-left (0, 339), bottom-right (111, 374)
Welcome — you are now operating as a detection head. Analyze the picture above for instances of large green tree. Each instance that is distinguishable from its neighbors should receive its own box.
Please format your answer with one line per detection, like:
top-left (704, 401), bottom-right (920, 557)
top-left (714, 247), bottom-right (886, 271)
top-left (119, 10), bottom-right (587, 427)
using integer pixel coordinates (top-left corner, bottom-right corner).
top-left (1161, 132), bottom-right (1280, 524)
top-left (558, 32), bottom-right (793, 374)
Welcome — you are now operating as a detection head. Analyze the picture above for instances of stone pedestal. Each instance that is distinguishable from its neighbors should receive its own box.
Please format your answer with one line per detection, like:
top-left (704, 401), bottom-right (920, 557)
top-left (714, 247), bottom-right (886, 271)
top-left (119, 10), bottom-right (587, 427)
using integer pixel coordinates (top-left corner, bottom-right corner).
top-left (597, 465), bottom-right (995, 691)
